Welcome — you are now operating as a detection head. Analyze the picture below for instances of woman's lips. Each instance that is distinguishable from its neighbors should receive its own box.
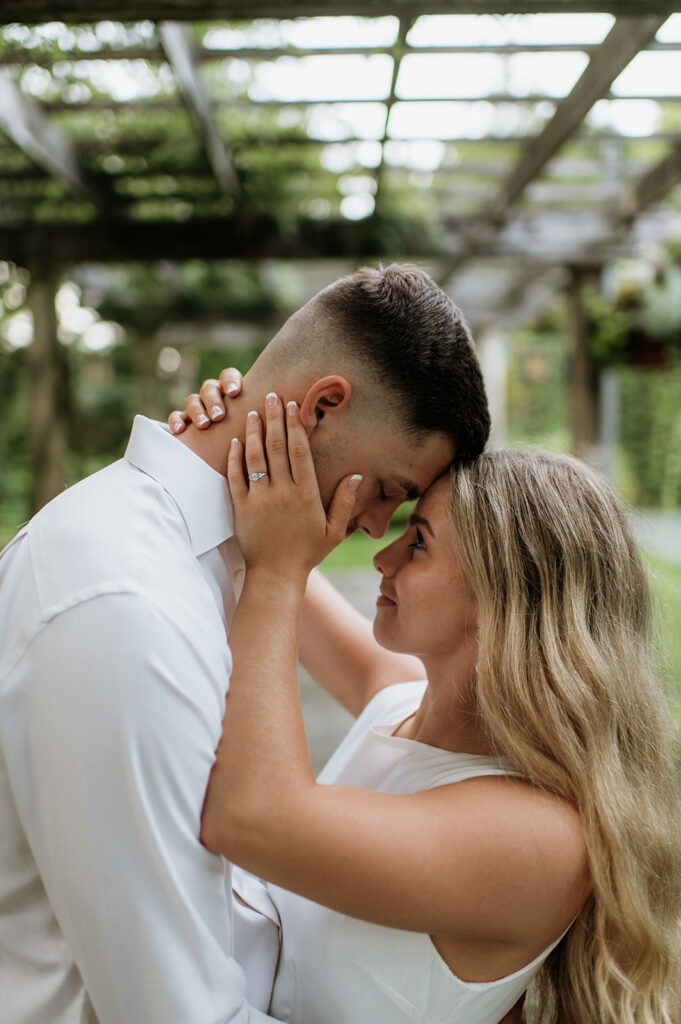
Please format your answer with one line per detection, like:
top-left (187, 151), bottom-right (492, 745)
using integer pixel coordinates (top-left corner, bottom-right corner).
top-left (376, 593), bottom-right (396, 607)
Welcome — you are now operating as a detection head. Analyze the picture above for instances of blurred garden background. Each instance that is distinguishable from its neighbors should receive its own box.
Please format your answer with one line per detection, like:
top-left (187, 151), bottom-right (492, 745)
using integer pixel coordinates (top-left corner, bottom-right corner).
top-left (0, 1), bottom-right (680, 760)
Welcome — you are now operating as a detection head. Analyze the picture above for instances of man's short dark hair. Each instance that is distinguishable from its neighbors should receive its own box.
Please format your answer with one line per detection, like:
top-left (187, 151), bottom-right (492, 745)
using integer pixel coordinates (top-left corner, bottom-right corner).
top-left (314, 263), bottom-right (490, 457)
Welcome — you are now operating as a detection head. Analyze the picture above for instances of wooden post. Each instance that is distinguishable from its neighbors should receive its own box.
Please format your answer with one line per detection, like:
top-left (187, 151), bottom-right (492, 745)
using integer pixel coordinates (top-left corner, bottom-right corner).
top-left (476, 317), bottom-right (507, 450)
top-left (28, 260), bottom-right (69, 514)
top-left (568, 265), bottom-right (600, 465)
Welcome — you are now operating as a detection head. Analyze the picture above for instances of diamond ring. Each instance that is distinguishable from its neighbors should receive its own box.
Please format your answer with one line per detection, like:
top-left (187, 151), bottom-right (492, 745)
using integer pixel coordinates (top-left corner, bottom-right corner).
top-left (248, 471), bottom-right (269, 482)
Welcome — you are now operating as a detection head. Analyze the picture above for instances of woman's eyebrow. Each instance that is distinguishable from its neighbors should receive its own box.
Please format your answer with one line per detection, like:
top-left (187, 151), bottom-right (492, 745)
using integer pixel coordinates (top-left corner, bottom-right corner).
top-left (408, 513), bottom-right (435, 538)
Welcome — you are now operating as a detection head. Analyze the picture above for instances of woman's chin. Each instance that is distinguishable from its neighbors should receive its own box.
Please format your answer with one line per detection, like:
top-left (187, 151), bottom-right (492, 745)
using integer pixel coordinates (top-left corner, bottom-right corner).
top-left (372, 616), bottom-right (405, 655)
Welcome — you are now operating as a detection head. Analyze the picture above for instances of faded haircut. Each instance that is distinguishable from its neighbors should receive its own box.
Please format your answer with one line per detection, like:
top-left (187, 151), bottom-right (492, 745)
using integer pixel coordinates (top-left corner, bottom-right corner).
top-left (309, 264), bottom-right (490, 457)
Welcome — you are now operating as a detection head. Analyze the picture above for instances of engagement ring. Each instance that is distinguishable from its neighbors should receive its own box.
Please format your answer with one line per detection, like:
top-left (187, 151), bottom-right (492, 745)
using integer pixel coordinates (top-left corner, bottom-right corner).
top-left (248, 472), bottom-right (269, 482)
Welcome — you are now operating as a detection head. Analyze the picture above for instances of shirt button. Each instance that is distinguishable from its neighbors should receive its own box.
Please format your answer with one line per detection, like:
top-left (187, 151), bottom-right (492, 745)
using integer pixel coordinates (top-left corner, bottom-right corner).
top-left (234, 568), bottom-right (246, 582)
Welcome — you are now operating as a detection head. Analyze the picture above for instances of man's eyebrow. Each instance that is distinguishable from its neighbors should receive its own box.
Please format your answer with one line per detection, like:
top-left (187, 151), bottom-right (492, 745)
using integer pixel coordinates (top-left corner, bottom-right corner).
top-left (398, 479), bottom-right (421, 501)
top-left (408, 512), bottom-right (435, 538)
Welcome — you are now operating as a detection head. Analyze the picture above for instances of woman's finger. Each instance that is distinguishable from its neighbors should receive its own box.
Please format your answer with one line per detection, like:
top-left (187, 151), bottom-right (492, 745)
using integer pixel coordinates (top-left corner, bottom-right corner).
top-left (285, 401), bottom-right (318, 487)
top-left (327, 474), bottom-right (363, 540)
top-left (244, 411), bottom-right (270, 486)
top-left (263, 393), bottom-right (290, 480)
top-left (198, 379), bottom-right (227, 422)
top-left (184, 393), bottom-right (211, 428)
top-left (218, 367), bottom-right (243, 399)
top-left (168, 410), bottom-right (188, 434)
top-left (227, 437), bottom-right (248, 505)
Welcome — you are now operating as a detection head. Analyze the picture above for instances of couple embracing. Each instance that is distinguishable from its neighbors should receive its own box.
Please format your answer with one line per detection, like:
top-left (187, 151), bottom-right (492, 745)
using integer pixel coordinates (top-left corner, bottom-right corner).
top-left (1, 265), bottom-right (679, 1024)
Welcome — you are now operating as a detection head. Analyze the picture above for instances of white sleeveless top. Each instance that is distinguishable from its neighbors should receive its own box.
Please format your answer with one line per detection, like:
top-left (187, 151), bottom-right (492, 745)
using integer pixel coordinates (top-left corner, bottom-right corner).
top-left (234, 681), bottom-right (569, 1024)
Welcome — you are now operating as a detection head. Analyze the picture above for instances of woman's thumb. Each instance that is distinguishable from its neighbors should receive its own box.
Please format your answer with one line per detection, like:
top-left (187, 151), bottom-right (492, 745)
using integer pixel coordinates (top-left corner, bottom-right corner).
top-left (327, 474), bottom-right (362, 537)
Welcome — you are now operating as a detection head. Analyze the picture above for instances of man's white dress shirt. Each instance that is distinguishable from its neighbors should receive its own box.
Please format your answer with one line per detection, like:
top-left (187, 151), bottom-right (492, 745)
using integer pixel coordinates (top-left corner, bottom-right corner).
top-left (0, 416), bottom-right (279, 1024)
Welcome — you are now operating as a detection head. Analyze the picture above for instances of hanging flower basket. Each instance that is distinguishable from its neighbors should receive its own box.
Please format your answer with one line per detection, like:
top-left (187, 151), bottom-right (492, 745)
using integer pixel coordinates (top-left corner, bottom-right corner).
top-left (624, 328), bottom-right (678, 369)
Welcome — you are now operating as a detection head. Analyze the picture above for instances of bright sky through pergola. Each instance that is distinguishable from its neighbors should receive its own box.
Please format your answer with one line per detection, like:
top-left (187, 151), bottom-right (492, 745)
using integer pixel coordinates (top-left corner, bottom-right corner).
top-left (3, 11), bottom-right (681, 223)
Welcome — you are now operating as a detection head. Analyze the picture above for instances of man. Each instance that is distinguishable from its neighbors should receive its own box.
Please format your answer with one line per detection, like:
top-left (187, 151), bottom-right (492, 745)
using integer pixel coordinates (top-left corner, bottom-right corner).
top-left (0, 264), bottom-right (490, 1023)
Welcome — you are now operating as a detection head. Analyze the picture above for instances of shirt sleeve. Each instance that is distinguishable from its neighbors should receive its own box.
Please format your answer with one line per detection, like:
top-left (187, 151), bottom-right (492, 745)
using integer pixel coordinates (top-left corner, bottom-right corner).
top-left (13, 589), bottom-right (281, 1024)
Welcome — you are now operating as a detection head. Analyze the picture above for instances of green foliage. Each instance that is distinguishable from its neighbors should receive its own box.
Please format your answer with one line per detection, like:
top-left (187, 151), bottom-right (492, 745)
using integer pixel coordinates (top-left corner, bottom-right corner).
top-left (618, 365), bottom-right (681, 508)
top-left (585, 258), bottom-right (681, 367)
top-left (639, 265), bottom-right (681, 341)
top-left (97, 261), bottom-right (278, 334)
top-left (506, 328), bottom-right (570, 448)
top-left (506, 288), bottom-right (681, 509)
top-left (0, 346), bottom-right (30, 534)
top-left (583, 288), bottom-right (630, 364)
top-left (645, 554), bottom-right (681, 703)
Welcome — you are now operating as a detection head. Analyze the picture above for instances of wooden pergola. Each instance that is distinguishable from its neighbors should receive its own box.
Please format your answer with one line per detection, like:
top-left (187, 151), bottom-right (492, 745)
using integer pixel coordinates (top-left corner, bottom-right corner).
top-left (1, 0), bottom-right (680, 508)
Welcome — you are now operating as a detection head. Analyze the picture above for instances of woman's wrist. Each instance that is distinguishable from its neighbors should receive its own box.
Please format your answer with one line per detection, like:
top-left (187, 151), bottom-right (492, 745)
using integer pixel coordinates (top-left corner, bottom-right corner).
top-left (240, 563), bottom-right (310, 601)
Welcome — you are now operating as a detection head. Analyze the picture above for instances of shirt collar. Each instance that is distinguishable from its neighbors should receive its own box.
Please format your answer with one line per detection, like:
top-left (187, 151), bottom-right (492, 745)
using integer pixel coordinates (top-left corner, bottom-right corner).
top-left (124, 415), bottom-right (235, 556)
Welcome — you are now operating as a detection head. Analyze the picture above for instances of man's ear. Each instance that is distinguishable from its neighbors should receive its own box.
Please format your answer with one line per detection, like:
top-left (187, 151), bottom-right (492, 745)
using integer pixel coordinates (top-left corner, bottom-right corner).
top-left (299, 376), bottom-right (352, 433)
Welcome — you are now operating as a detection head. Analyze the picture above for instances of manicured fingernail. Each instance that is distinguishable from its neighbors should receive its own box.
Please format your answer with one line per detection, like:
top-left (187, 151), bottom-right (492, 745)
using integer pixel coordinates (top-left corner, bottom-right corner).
top-left (226, 383), bottom-right (239, 395)
top-left (287, 401), bottom-right (298, 416)
top-left (349, 474), bottom-right (363, 491)
top-left (247, 410), bottom-right (259, 424)
top-left (231, 437), bottom-right (239, 449)
top-left (266, 392), bottom-right (278, 408)
top-left (211, 405), bottom-right (224, 420)
top-left (197, 414), bottom-right (209, 426)
top-left (170, 422), bottom-right (180, 433)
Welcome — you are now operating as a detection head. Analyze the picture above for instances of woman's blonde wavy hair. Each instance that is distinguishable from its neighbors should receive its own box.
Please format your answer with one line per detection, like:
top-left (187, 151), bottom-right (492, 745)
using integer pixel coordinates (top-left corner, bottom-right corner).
top-left (448, 449), bottom-right (681, 1024)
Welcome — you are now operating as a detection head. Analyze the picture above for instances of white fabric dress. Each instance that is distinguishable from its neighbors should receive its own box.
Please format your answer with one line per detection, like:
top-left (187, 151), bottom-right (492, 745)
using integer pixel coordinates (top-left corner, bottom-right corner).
top-left (234, 680), bottom-right (570, 1024)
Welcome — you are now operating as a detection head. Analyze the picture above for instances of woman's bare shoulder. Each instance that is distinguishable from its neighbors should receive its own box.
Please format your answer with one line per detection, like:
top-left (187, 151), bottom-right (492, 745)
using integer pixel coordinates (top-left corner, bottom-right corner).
top-left (434, 774), bottom-right (592, 944)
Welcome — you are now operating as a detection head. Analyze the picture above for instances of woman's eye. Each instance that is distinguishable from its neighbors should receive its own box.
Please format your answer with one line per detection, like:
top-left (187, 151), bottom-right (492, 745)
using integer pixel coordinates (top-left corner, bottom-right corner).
top-left (408, 528), bottom-right (425, 551)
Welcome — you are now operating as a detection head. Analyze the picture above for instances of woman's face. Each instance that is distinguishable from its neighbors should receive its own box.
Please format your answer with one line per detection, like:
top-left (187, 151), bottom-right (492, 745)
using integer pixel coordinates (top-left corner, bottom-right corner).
top-left (372, 475), bottom-right (479, 663)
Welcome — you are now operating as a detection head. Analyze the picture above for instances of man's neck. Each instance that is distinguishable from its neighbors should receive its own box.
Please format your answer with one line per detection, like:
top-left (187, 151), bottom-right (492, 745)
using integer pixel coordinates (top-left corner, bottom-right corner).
top-left (174, 394), bottom-right (251, 478)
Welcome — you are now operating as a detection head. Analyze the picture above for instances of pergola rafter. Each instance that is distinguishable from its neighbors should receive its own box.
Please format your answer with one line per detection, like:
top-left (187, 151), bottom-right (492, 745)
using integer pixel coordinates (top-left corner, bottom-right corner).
top-left (488, 15), bottom-right (669, 223)
top-left (1, 1), bottom-right (679, 510)
top-left (3, 40), bottom-right (681, 66)
top-left (0, 69), bottom-right (116, 212)
top-left (437, 13), bottom-right (676, 288)
top-left (1, 1), bottom-right (677, 18)
top-left (618, 141), bottom-right (681, 220)
top-left (158, 21), bottom-right (240, 197)
top-left (0, 1), bottom-right (679, 325)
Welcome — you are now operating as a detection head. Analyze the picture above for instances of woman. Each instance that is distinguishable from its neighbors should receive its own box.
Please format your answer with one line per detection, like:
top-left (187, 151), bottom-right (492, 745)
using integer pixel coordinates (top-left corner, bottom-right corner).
top-left (175, 389), bottom-right (681, 1023)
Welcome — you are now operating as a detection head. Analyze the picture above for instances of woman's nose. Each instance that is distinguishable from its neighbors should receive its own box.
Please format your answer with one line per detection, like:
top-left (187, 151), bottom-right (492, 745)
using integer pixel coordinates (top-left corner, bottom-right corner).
top-left (373, 537), bottom-right (399, 575)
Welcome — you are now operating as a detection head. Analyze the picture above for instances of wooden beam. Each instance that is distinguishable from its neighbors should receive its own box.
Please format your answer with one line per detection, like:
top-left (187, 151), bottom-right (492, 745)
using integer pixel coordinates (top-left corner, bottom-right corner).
top-left (488, 15), bottom-right (669, 222)
top-left (27, 260), bottom-right (70, 514)
top-left (0, 70), bottom-right (108, 208)
top-left (568, 265), bottom-right (601, 465)
top-left (1, 2), bottom-right (676, 22)
top-left (618, 142), bottom-right (681, 219)
top-left (39, 90), bottom-right (681, 114)
top-left (3, 42), bottom-right (681, 68)
top-left (3, 202), bottom-right (678, 267)
top-left (374, 15), bottom-right (413, 206)
top-left (159, 21), bottom-right (240, 197)
top-left (0, 216), bottom-right (413, 265)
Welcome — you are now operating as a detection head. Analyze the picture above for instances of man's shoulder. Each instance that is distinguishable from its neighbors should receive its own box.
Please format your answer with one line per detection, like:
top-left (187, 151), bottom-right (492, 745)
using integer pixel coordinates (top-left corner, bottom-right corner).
top-left (26, 459), bottom-right (196, 611)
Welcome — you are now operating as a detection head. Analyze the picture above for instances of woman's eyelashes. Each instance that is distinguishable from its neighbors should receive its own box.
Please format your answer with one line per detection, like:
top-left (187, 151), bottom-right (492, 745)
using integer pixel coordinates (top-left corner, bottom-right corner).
top-left (408, 527), bottom-right (426, 552)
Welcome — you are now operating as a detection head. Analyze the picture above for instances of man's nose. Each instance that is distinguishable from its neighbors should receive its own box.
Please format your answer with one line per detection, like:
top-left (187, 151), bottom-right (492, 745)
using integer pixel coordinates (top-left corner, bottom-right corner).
top-left (354, 507), bottom-right (393, 540)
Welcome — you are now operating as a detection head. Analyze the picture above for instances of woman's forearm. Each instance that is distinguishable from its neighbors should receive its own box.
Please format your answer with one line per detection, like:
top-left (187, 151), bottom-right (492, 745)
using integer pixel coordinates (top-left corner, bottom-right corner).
top-left (201, 568), bottom-right (315, 857)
